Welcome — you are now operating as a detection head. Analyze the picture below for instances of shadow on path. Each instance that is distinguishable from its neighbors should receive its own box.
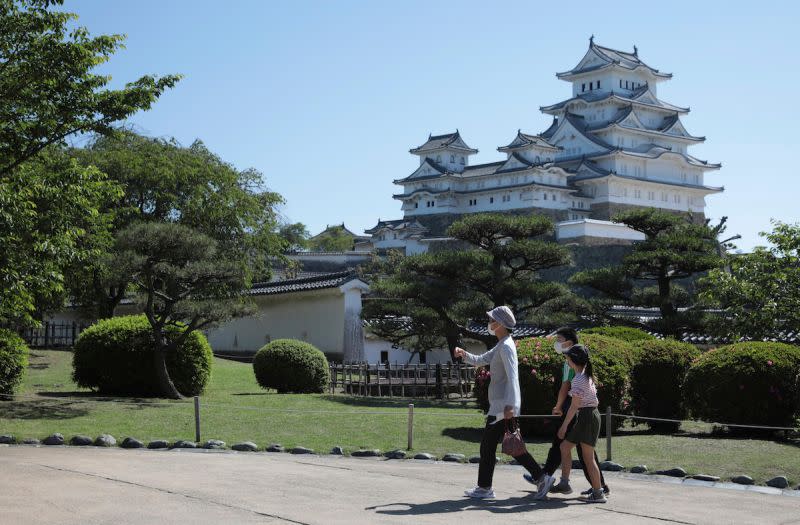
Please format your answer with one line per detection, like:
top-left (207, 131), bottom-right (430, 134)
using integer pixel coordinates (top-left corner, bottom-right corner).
top-left (367, 492), bottom-right (573, 516)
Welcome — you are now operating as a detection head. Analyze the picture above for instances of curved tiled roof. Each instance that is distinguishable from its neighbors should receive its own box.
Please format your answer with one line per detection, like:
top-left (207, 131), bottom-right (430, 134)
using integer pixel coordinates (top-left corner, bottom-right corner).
top-left (250, 271), bottom-right (359, 296)
top-left (557, 40), bottom-right (672, 80)
top-left (409, 131), bottom-right (478, 154)
top-left (498, 130), bottom-right (561, 152)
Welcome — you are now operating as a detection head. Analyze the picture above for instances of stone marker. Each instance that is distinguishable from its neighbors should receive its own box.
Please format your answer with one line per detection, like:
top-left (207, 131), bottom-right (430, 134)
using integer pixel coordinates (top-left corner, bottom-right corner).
top-left (731, 475), bottom-right (754, 485)
top-left (94, 434), bottom-right (116, 447)
top-left (69, 435), bottom-right (93, 446)
top-left (121, 437), bottom-right (144, 449)
top-left (655, 467), bottom-right (687, 478)
top-left (231, 442), bottom-right (258, 452)
top-left (43, 433), bottom-right (64, 446)
top-left (766, 476), bottom-right (789, 489)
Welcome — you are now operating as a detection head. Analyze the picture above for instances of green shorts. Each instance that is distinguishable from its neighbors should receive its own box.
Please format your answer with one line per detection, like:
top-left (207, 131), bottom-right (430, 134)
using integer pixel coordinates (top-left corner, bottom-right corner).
top-left (566, 407), bottom-right (601, 447)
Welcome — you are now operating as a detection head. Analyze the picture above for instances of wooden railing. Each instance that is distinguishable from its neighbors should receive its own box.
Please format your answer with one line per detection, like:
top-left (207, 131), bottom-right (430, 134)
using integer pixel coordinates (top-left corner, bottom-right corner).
top-left (329, 362), bottom-right (477, 399)
top-left (18, 322), bottom-right (90, 348)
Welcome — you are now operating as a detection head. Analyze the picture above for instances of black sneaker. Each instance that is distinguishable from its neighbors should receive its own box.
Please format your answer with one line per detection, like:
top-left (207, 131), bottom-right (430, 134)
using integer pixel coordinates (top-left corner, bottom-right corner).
top-left (550, 480), bottom-right (573, 494)
top-left (580, 486), bottom-right (610, 497)
top-left (579, 490), bottom-right (607, 503)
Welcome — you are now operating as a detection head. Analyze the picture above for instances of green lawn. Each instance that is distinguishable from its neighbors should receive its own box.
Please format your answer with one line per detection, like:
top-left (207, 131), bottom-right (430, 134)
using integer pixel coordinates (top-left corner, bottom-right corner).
top-left (1, 350), bottom-right (798, 486)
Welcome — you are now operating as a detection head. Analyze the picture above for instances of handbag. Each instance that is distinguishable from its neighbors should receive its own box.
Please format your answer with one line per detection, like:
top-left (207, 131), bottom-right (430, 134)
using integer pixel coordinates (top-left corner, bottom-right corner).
top-left (501, 418), bottom-right (527, 457)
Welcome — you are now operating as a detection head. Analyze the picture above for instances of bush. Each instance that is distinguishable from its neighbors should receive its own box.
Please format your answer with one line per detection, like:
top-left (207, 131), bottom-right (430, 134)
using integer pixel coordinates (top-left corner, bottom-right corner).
top-left (582, 326), bottom-right (656, 343)
top-left (684, 342), bottom-right (800, 430)
top-left (0, 329), bottom-right (29, 396)
top-left (473, 334), bottom-right (634, 435)
top-left (72, 315), bottom-right (213, 397)
top-left (253, 339), bottom-right (329, 393)
top-left (630, 339), bottom-right (700, 431)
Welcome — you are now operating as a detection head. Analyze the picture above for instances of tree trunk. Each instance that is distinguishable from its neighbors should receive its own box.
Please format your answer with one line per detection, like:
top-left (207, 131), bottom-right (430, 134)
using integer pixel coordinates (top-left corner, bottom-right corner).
top-left (658, 276), bottom-right (678, 334)
top-left (153, 338), bottom-right (182, 399)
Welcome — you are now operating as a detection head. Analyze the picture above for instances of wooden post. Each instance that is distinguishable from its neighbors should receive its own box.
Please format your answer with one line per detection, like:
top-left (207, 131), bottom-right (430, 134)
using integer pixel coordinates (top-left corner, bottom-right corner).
top-left (605, 406), bottom-right (612, 461)
top-left (387, 362), bottom-right (392, 398)
top-left (194, 396), bottom-right (201, 443)
top-left (407, 403), bottom-right (414, 450)
top-left (435, 363), bottom-right (444, 400)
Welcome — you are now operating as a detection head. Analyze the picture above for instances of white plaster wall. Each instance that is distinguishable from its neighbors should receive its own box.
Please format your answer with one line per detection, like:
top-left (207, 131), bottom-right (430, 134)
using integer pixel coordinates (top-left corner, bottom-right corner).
top-left (363, 338), bottom-right (486, 364)
top-left (205, 291), bottom-right (346, 356)
top-left (556, 219), bottom-right (645, 241)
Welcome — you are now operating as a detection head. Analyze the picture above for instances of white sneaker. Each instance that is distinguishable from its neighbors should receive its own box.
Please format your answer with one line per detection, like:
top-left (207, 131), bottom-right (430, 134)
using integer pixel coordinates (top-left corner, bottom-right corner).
top-left (464, 487), bottom-right (496, 499)
top-left (534, 474), bottom-right (555, 500)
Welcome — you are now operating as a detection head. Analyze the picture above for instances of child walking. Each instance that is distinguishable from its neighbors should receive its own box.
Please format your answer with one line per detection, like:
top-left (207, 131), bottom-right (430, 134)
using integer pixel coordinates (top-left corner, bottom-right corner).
top-left (557, 345), bottom-right (606, 503)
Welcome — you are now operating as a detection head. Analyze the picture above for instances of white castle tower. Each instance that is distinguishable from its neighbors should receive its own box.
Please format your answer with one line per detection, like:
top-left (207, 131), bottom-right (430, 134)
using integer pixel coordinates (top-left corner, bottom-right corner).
top-left (368, 38), bottom-right (722, 252)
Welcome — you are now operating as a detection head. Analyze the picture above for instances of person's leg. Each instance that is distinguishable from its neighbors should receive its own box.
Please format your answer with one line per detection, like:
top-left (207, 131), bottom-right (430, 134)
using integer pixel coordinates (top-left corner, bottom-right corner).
top-left (580, 443), bottom-right (602, 490)
top-left (477, 419), bottom-right (503, 489)
top-left (559, 439), bottom-right (575, 480)
top-left (543, 415), bottom-right (567, 475)
top-left (513, 451), bottom-right (543, 481)
top-left (593, 449), bottom-right (609, 491)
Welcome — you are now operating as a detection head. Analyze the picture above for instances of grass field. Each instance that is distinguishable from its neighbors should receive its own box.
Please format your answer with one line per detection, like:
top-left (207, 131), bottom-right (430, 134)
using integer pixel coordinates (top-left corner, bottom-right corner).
top-left (1, 350), bottom-right (798, 486)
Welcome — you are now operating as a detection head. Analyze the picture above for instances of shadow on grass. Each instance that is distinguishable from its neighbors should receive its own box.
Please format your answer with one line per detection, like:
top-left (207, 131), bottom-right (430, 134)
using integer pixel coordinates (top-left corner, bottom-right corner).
top-left (33, 391), bottom-right (180, 411)
top-left (0, 399), bottom-right (89, 420)
top-left (27, 363), bottom-right (50, 370)
top-left (366, 492), bottom-right (569, 516)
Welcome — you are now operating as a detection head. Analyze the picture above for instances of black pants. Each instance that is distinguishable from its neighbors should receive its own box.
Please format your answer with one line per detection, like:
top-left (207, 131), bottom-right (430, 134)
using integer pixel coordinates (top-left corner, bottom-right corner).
top-left (478, 417), bottom-right (543, 489)
top-left (543, 407), bottom-right (608, 488)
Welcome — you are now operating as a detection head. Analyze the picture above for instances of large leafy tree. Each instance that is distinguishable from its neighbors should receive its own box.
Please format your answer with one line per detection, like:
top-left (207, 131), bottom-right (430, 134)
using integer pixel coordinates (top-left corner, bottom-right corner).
top-left (361, 214), bottom-right (581, 357)
top-left (116, 222), bottom-right (255, 398)
top-left (700, 221), bottom-right (800, 340)
top-left (570, 209), bottom-right (731, 336)
top-left (0, 0), bottom-right (179, 324)
top-left (65, 130), bottom-right (287, 318)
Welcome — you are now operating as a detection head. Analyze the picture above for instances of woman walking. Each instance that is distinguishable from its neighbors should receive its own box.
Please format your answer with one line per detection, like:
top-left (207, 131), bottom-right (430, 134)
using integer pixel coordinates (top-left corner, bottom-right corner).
top-left (454, 306), bottom-right (553, 500)
top-left (557, 345), bottom-right (606, 503)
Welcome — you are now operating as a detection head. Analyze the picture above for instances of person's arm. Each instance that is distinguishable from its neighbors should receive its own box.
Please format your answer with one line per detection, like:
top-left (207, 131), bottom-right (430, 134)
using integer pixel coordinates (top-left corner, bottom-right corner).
top-left (499, 344), bottom-right (520, 419)
top-left (558, 393), bottom-right (582, 439)
top-left (553, 381), bottom-right (570, 415)
top-left (453, 346), bottom-right (496, 367)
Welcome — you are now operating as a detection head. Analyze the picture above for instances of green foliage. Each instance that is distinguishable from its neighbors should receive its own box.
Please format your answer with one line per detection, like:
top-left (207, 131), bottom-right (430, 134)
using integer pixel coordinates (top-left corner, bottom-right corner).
top-left (473, 334), bottom-right (633, 434)
top-left (116, 222), bottom-right (255, 397)
top-left (72, 315), bottom-right (212, 396)
top-left (362, 214), bottom-right (582, 354)
top-left (308, 225), bottom-right (355, 252)
top-left (582, 326), bottom-right (656, 342)
top-left (252, 339), bottom-right (330, 393)
top-left (684, 342), bottom-right (800, 429)
top-left (66, 130), bottom-right (287, 316)
top-left (0, 328), bottom-right (29, 395)
top-left (570, 210), bottom-right (729, 336)
top-left (0, 0), bottom-right (178, 323)
top-left (629, 339), bottom-right (700, 431)
top-left (579, 334), bottom-right (635, 430)
top-left (700, 221), bottom-right (800, 339)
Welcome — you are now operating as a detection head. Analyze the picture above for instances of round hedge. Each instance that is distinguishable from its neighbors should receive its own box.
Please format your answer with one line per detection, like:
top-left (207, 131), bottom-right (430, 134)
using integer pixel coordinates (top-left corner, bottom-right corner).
top-left (582, 326), bottom-right (656, 343)
top-left (473, 334), bottom-right (634, 435)
top-left (0, 329), bottom-right (29, 396)
top-left (253, 339), bottom-right (329, 393)
top-left (684, 342), bottom-right (800, 430)
top-left (72, 315), bottom-right (213, 397)
top-left (630, 339), bottom-right (700, 431)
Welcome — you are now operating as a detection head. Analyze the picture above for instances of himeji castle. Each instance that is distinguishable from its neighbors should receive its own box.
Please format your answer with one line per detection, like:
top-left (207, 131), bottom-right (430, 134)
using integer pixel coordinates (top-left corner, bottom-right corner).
top-left (366, 38), bottom-right (722, 254)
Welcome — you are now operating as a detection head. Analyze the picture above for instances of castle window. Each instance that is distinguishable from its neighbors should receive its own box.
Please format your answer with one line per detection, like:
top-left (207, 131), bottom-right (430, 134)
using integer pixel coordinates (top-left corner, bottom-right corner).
top-left (460, 156), bottom-right (465, 165)
top-left (450, 154), bottom-right (455, 163)
top-left (597, 80), bottom-right (600, 89)
top-left (582, 83), bottom-right (586, 92)
top-left (490, 197), bottom-right (494, 204)
top-left (625, 80), bottom-right (629, 89)
top-left (502, 194), bottom-right (511, 202)
top-left (544, 193), bottom-right (548, 201)
top-left (619, 79), bottom-right (623, 88)
top-left (436, 155), bottom-right (441, 163)
top-left (552, 193), bottom-right (557, 201)
top-left (414, 202), bottom-right (418, 209)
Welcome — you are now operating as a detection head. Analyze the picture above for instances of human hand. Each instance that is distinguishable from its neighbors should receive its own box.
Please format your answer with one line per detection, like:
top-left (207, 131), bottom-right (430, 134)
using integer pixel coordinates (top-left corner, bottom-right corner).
top-left (504, 406), bottom-right (514, 420)
top-left (557, 426), bottom-right (566, 440)
top-left (453, 347), bottom-right (466, 359)
top-left (552, 406), bottom-right (563, 416)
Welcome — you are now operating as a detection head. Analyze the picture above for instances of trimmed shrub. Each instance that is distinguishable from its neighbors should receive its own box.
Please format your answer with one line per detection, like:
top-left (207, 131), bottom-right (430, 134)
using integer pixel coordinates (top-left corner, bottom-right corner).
top-left (0, 329), bottom-right (29, 396)
top-left (684, 342), bottom-right (800, 430)
top-left (582, 326), bottom-right (656, 343)
top-left (630, 339), bottom-right (701, 431)
top-left (253, 339), bottom-right (329, 393)
top-left (72, 315), bottom-right (213, 397)
top-left (474, 334), bottom-right (634, 435)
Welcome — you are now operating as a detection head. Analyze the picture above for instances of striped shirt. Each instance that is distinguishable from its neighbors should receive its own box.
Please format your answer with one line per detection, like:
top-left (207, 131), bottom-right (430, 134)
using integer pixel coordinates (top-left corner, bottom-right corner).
top-left (568, 370), bottom-right (599, 408)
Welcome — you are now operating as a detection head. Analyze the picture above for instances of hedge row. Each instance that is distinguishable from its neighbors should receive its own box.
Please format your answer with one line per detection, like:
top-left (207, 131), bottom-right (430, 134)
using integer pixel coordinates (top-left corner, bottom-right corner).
top-left (475, 334), bottom-right (800, 435)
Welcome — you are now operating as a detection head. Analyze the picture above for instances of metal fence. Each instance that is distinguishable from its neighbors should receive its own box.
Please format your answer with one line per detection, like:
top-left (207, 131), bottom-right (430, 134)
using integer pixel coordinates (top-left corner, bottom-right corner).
top-left (17, 322), bottom-right (90, 348)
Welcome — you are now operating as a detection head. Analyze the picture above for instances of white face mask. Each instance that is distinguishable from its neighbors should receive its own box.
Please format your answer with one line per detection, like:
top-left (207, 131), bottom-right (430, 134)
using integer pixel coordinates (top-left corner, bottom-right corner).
top-left (554, 341), bottom-right (568, 353)
top-left (487, 322), bottom-right (496, 336)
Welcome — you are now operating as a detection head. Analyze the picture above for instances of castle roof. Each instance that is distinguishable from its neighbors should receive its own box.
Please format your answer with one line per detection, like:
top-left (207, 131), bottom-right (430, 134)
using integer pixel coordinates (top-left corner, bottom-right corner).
top-left (409, 130), bottom-right (478, 155)
top-left (498, 130), bottom-right (561, 153)
top-left (557, 38), bottom-right (672, 81)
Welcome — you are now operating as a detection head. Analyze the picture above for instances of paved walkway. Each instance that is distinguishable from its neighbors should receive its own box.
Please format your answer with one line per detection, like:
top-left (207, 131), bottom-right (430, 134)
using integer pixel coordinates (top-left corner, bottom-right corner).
top-left (1, 446), bottom-right (798, 524)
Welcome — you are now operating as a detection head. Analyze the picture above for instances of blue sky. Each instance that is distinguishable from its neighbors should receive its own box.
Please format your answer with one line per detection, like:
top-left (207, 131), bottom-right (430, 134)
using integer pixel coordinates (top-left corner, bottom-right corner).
top-left (67, 0), bottom-right (799, 251)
